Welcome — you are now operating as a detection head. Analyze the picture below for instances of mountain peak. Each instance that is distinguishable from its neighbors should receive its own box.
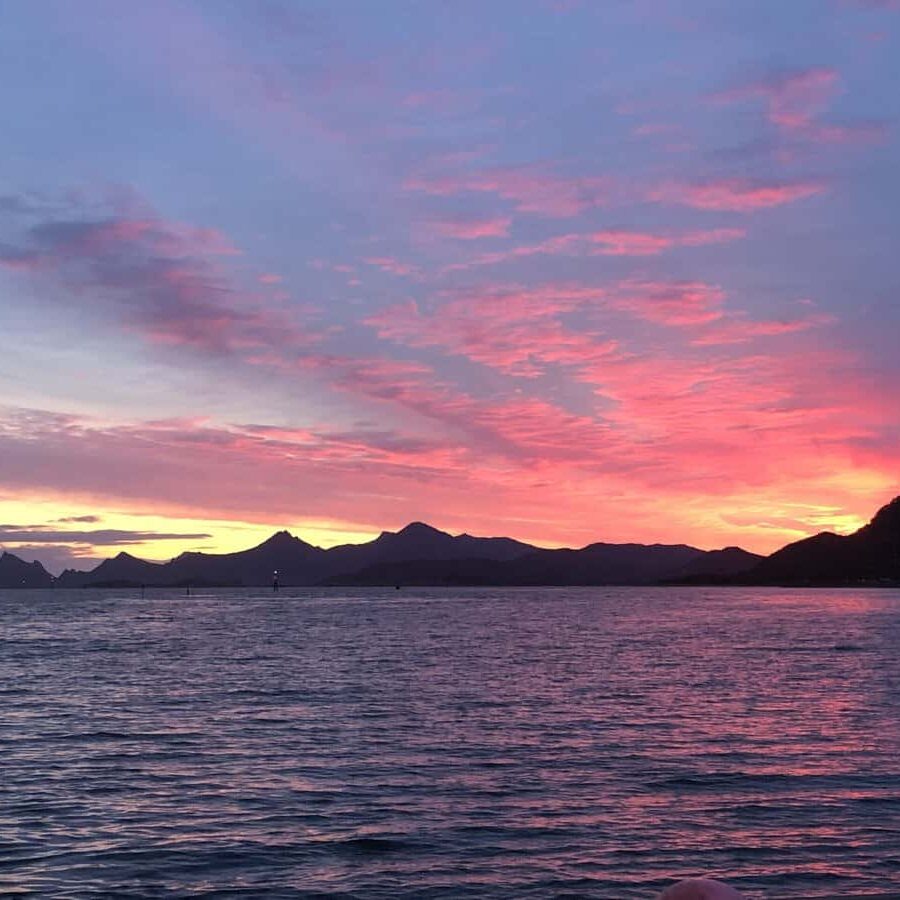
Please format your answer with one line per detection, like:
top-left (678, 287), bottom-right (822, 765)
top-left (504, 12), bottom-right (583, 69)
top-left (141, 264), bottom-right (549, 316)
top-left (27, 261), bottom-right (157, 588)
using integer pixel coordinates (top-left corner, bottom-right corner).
top-left (371, 521), bottom-right (453, 546)
top-left (254, 530), bottom-right (320, 553)
top-left (865, 495), bottom-right (900, 535)
top-left (260, 529), bottom-right (300, 546)
top-left (395, 522), bottom-right (449, 538)
top-left (0, 551), bottom-right (54, 587)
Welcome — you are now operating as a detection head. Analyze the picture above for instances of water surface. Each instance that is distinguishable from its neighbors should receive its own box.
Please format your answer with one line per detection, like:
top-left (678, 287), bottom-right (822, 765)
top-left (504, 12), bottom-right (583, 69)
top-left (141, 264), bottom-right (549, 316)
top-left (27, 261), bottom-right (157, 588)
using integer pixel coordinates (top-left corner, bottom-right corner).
top-left (2, 587), bottom-right (899, 898)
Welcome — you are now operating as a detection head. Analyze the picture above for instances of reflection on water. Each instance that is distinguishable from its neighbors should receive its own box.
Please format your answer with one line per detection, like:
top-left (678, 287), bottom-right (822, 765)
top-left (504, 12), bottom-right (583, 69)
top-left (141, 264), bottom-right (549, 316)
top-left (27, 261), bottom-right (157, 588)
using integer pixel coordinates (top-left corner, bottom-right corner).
top-left (1, 587), bottom-right (899, 898)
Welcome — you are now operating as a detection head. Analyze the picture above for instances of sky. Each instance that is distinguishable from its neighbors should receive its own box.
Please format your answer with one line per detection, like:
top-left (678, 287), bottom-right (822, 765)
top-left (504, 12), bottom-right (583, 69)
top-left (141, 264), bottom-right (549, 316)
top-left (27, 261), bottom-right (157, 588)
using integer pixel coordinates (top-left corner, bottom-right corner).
top-left (1, 0), bottom-right (899, 572)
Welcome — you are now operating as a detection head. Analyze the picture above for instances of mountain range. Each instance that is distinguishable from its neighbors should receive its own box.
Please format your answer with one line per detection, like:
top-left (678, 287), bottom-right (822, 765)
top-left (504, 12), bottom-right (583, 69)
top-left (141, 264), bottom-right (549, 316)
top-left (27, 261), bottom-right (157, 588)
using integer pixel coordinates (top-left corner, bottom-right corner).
top-left (1, 496), bottom-right (898, 589)
top-left (745, 495), bottom-right (900, 585)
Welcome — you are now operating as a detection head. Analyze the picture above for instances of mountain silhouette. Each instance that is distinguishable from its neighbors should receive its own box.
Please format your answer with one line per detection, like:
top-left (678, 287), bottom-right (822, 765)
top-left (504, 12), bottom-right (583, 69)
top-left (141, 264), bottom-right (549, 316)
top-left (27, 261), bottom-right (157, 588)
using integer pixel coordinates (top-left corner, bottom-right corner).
top-left (50, 523), bottom-right (764, 588)
top-left (329, 541), bottom-right (764, 586)
top-left (58, 530), bottom-right (324, 588)
top-left (0, 552), bottom-right (54, 588)
top-left (317, 522), bottom-right (535, 581)
top-left (503, 542), bottom-right (712, 586)
top-left (11, 496), bottom-right (898, 589)
top-left (747, 496), bottom-right (900, 585)
top-left (164, 530), bottom-right (323, 586)
top-left (666, 546), bottom-right (765, 584)
top-left (56, 522), bottom-right (538, 587)
top-left (59, 551), bottom-right (168, 588)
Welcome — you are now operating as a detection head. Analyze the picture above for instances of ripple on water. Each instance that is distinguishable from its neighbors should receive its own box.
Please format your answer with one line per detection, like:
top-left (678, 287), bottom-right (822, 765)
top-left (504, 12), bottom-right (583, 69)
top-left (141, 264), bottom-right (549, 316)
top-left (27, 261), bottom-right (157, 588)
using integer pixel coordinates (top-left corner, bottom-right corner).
top-left (1, 585), bottom-right (900, 898)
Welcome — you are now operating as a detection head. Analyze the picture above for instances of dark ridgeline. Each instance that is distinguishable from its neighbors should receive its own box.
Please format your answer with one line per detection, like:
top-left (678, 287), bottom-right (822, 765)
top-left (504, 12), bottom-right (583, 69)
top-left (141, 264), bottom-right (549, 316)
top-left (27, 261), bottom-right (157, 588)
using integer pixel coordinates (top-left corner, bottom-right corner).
top-left (4, 521), bottom-right (763, 589)
top-left (0, 552), bottom-right (54, 588)
top-left (331, 541), bottom-right (762, 587)
top-left (1, 495), bottom-right (897, 589)
top-left (746, 495), bottom-right (900, 586)
top-left (673, 546), bottom-right (764, 580)
top-left (50, 522), bottom-right (543, 588)
top-left (45, 522), bottom-right (538, 588)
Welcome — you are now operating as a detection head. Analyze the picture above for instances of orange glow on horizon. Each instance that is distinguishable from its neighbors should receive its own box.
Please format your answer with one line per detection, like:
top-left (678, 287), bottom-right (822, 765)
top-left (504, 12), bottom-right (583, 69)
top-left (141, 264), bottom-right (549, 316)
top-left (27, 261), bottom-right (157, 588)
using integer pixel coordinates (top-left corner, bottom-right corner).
top-left (0, 482), bottom-right (895, 575)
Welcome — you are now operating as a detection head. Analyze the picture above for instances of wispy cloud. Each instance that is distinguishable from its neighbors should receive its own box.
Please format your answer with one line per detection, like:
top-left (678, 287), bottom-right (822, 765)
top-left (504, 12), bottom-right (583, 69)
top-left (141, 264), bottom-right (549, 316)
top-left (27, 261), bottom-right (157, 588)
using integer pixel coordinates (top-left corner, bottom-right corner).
top-left (650, 178), bottom-right (826, 211)
top-left (443, 227), bottom-right (745, 272)
top-left (0, 192), bottom-right (324, 358)
top-left (429, 214), bottom-right (513, 239)
top-left (367, 286), bottom-right (617, 377)
top-left (406, 165), bottom-right (611, 217)
top-left (0, 524), bottom-right (211, 545)
top-left (712, 67), bottom-right (886, 145)
top-left (610, 280), bottom-right (726, 326)
top-left (691, 311), bottom-right (836, 345)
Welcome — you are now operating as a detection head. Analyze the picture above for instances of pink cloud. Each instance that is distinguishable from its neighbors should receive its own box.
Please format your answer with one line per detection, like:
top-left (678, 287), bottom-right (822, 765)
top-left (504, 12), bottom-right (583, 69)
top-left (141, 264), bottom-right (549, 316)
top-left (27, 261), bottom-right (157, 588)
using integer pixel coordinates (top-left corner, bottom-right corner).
top-left (0, 194), bottom-right (320, 356)
top-left (714, 67), bottom-right (839, 131)
top-left (363, 256), bottom-right (420, 277)
top-left (361, 284), bottom-right (866, 499)
top-left (0, 397), bottom-right (672, 558)
top-left (251, 349), bottom-right (636, 470)
top-left (442, 227), bottom-right (744, 273)
top-left (9, 194), bottom-right (878, 554)
top-left (368, 279), bottom-right (731, 392)
top-left (3, 325), bottom-right (897, 556)
top-left (691, 312), bottom-right (836, 345)
top-left (0, 406), bottom-right (485, 525)
top-left (367, 285), bottom-right (615, 377)
top-left (589, 230), bottom-right (675, 255)
top-left (712, 67), bottom-right (886, 145)
top-left (610, 280), bottom-right (726, 326)
top-left (651, 178), bottom-right (826, 211)
top-left (406, 164), bottom-right (610, 217)
top-left (5, 212), bottom-right (639, 462)
top-left (589, 227), bottom-right (744, 256)
top-left (429, 215), bottom-right (512, 240)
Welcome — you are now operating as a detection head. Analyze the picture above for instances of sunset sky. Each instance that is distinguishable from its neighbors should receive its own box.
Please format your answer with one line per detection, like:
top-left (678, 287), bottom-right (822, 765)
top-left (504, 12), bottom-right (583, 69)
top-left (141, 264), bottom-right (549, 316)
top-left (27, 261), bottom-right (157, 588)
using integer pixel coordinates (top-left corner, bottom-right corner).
top-left (1, 0), bottom-right (899, 572)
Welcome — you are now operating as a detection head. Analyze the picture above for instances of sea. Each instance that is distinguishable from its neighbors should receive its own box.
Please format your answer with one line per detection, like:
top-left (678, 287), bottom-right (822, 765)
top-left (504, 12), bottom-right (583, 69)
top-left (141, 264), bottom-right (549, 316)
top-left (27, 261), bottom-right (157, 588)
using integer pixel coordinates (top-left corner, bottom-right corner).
top-left (2, 587), bottom-right (899, 899)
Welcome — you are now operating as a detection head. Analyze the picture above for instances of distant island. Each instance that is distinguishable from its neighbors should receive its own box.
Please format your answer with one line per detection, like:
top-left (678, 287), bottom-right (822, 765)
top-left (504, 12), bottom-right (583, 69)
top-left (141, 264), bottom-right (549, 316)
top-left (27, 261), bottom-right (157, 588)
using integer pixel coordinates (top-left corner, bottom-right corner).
top-left (1, 496), bottom-right (898, 590)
